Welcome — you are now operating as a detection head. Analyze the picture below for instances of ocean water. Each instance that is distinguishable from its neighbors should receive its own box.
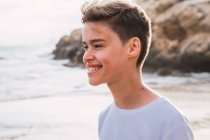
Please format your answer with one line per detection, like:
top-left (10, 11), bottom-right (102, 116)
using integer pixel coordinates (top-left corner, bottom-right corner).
top-left (1, 45), bottom-right (209, 101)
top-left (0, 45), bottom-right (105, 101)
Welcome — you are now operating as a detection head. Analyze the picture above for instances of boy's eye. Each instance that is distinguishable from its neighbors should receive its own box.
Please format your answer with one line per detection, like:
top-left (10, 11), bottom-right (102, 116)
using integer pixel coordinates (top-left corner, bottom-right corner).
top-left (83, 45), bottom-right (88, 51)
top-left (94, 44), bottom-right (102, 48)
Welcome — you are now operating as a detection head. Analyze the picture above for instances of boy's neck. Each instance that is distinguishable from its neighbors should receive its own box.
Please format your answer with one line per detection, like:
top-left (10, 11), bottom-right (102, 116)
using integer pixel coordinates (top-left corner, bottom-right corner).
top-left (107, 72), bottom-right (159, 109)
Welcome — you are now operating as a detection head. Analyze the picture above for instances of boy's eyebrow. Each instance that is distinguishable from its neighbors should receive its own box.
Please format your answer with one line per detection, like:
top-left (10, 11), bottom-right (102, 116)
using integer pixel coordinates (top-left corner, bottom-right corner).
top-left (82, 39), bottom-right (106, 45)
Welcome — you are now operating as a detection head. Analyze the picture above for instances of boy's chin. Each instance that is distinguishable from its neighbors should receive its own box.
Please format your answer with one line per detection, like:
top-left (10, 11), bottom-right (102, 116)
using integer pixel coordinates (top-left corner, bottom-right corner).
top-left (89, 80), bottom-right (104, 86)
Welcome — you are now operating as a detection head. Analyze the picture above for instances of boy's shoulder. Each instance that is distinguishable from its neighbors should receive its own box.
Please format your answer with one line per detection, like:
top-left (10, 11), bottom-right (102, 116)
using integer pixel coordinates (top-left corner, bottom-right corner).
top-left (157, 97), bottom-right (189, 123)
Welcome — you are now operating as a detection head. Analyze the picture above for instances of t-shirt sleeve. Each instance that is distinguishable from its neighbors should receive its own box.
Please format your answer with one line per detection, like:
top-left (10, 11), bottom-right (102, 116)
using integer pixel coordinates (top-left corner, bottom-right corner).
top-left (163, 124), bottom-right (194, 140)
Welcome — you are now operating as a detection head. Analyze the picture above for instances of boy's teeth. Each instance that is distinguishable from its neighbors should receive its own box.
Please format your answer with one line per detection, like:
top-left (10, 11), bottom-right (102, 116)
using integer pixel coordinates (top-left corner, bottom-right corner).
top-left (88, 66), bottom-right (101, 71)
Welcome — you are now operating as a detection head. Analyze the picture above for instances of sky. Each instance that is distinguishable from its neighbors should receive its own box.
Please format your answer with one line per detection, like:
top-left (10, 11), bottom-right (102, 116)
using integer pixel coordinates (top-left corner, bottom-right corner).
top-left (0, 0), bottom-right (87, 46)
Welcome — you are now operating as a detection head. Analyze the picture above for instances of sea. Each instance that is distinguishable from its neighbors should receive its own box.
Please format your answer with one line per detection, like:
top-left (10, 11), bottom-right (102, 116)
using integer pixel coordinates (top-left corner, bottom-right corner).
top-left (0, 44), bottom-right (99, 101)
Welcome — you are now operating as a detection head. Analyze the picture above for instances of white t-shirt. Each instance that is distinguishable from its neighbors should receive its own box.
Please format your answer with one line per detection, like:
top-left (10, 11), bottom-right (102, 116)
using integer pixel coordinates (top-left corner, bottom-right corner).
top-left (98, 97), bottom-right (194, 140)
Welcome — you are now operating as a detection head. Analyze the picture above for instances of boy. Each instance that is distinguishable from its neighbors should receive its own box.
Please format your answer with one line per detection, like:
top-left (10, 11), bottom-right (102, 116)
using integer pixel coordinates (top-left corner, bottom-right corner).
top-left (81, 0), bottom-right (194, 140)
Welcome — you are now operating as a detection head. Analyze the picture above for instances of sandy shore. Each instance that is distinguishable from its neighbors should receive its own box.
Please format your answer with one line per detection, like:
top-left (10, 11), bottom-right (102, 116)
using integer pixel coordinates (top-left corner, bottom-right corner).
top-left (0, 88), bottom-right (210, 140)
top-left (0, 93), bottom-right (112, 140)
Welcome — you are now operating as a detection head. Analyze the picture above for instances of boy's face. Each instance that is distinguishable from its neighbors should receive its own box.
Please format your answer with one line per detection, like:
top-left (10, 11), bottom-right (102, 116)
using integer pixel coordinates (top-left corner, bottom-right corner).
top-left (82, 21), bottom-right (129, 86)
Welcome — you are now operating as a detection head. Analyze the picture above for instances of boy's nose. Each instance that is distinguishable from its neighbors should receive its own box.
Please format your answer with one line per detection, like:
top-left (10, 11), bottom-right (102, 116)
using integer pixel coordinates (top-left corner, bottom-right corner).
top-left (83, 49), bottom-right (95, 64)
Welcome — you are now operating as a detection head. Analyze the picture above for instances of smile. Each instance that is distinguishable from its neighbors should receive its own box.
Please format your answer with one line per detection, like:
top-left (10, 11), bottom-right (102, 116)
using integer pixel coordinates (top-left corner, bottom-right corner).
top-left (87, 65), bottom-right (103, 73)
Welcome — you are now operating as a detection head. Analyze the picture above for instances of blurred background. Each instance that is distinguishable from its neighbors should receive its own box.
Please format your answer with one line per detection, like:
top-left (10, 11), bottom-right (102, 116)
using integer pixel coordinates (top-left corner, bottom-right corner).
top-left (0, 0), bottom-right (210, 140)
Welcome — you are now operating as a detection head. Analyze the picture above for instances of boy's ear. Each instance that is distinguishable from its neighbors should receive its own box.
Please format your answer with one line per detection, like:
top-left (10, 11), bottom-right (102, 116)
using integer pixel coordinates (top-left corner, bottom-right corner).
top-left (127, 37), bottom-right (141, 58)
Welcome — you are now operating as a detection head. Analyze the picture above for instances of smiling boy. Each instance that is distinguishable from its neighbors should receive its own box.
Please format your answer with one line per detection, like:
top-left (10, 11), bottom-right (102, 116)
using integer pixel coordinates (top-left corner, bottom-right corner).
top-left (81, 0), bottom-right (194, 140)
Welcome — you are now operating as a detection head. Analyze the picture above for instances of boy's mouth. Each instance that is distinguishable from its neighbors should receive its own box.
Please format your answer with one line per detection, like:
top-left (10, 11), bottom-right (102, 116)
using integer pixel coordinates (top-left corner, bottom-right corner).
top-left (87, 65), bottom-right (103, 73)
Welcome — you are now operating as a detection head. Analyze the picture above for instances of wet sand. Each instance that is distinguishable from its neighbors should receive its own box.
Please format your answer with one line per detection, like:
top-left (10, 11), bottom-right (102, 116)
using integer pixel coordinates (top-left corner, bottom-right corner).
top-left (0, 89), bottom-right (209, 140)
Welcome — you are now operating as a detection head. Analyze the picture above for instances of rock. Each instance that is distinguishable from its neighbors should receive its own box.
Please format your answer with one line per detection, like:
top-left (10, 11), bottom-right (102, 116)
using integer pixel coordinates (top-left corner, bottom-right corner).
top-left (53, 0), bottom-right (210, 73)
top-left (140, 0), bottom-right (210, 73)
top-left (179, 33), bottom-right (210, 72)
top-left (53, 28), bottom-right (84, 67)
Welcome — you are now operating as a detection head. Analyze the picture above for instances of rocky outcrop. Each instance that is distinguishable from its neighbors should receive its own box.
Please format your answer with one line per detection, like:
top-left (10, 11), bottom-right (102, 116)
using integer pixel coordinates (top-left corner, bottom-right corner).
top-left (53, 0), bottom-right (210, 74)
top-left (138, 0), bottom-right (210, 74)
top-left (53, 28), bottom-right (84, 67)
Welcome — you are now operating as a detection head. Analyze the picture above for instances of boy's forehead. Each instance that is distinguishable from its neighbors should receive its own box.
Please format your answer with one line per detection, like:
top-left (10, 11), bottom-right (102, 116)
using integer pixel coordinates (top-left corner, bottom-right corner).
top-left (82, 22), bottom-right (113, 42)
top-left (83, 22), bottom-right (111, 34)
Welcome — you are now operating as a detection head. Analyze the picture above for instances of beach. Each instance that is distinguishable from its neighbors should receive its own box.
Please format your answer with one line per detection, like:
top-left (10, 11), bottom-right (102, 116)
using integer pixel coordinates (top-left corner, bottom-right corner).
top-left (0, 83), bottom-right (210, 140)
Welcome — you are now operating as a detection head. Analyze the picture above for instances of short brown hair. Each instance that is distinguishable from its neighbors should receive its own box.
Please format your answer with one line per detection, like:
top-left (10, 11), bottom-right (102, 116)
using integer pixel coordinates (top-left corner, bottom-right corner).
top-left (81, 0), bottom-right (151, 68)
